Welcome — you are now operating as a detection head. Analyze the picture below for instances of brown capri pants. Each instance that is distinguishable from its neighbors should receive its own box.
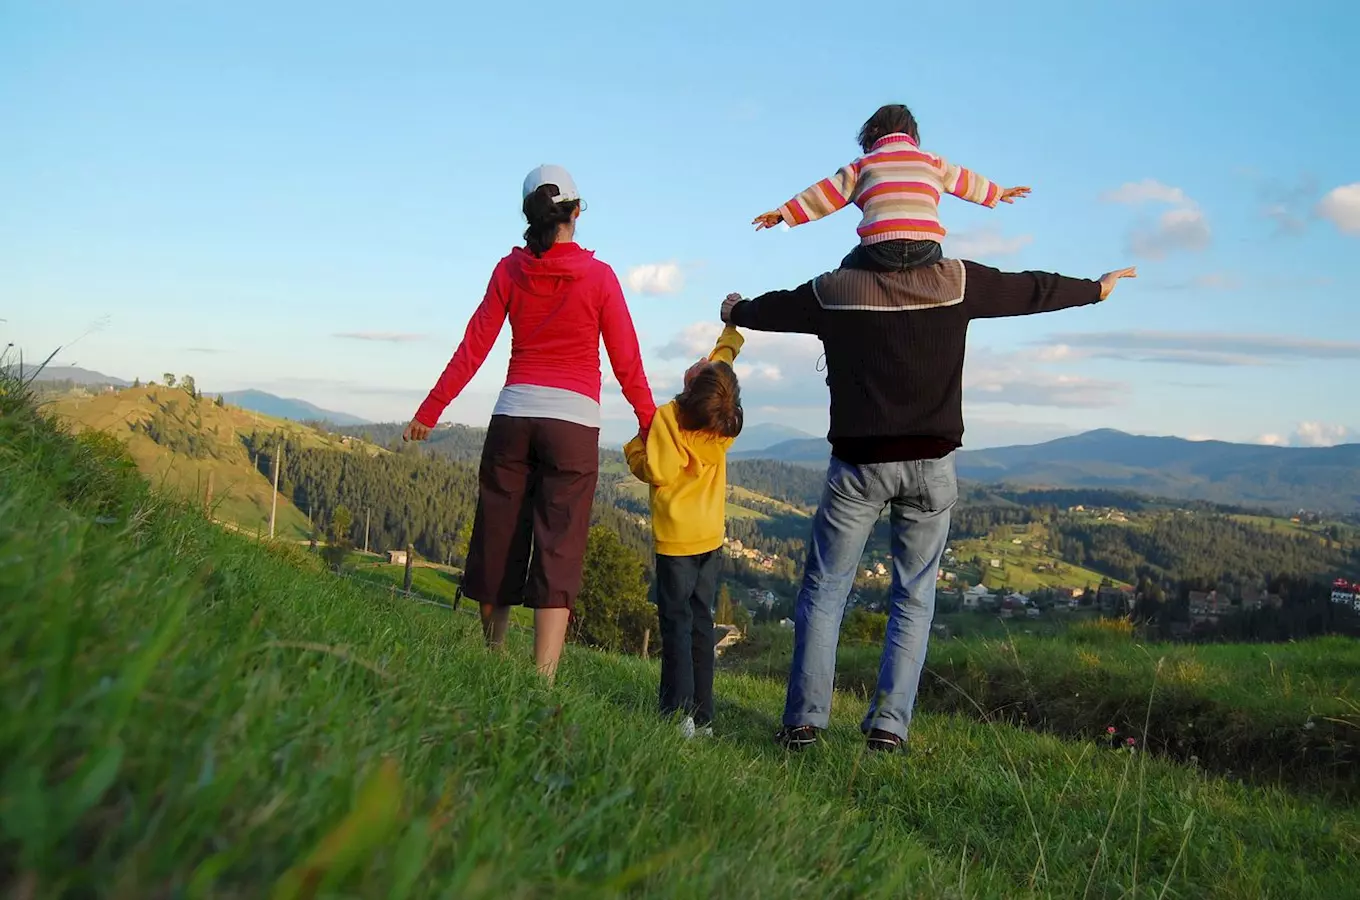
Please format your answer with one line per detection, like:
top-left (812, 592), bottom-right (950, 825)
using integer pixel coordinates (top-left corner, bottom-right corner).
top-left (461, 415), bottom-right (600, 610)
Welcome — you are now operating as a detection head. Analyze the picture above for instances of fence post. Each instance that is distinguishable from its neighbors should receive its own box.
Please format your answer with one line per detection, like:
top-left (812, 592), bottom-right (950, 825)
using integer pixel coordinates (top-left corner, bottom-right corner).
top-left (641, 628), bottom-right (650, 660)
top-left (403, 543), bottom-right (414, 593)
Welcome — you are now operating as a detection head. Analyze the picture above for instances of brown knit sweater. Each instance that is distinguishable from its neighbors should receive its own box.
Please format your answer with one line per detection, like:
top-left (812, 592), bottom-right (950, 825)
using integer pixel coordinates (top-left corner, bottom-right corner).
top-left (728, 259), bottom-right (1103, 464)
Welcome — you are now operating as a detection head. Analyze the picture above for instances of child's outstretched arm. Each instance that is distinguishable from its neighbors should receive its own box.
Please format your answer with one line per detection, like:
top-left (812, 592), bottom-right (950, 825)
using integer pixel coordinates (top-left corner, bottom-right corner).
top-left (941, 158), bottom-right (1029, 208)
top-left (754, 161), bottom-right (861, 230)
top-left (708, 323), bottom-right (745, 365)
top-left (624, 412), bottom-right (686, 488)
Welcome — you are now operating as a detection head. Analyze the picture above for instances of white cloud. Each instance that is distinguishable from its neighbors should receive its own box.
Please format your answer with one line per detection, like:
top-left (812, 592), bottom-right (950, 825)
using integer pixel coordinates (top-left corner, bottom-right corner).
top-left (945, 227), bottom-right (1034, 260)
top-left (1256, 423), bottom-right (1354, 448)
top-left (964, 347), bottom-right (1127, 409)
top-left (1318, 184), bottom-right (1360, 235)
top-left (332, 331), bottom-right (428, 343)
top-left (1101, 179), bottom-right (1210, 259)
top-left (1129, 206), bottom-right (1211, 259)
top-left (1101, 179), bottom-right (1189, 206)
top-left (1293, 421), bottom-right (1353, 447)
top-left (625, 262), bottom-right (685, 296)
top-left (735, 362), bottom-right (784, 383)
top-left (1038, 330), bottom-right (1360, 367)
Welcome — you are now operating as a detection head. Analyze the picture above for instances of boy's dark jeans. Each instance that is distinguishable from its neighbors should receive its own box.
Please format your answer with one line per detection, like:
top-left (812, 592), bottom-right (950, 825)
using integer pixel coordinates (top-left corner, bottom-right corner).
top-left (655, 550), bottom-right (719, 727)
top-left (840, 239), bottom-right (943, 272)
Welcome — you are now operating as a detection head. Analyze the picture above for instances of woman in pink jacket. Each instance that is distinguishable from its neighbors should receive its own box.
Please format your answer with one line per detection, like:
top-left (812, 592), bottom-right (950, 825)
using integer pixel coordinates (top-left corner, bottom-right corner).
top-left (404, 165), bottom-right (655, 681)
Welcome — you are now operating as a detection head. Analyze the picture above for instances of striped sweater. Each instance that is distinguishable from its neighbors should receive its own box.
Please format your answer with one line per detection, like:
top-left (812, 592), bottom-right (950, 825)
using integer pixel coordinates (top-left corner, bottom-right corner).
top-left (778, 133), bottom-right (1002, 245)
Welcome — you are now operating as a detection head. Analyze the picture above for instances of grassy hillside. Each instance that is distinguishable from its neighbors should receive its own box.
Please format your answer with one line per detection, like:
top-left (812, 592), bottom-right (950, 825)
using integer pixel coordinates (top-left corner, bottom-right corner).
top-left (42, 384), bottom-right (378, 540)
top-left (724, 622), bottom-right (1360, 795)
top-left (5, 376), bottom-right (1360, 897)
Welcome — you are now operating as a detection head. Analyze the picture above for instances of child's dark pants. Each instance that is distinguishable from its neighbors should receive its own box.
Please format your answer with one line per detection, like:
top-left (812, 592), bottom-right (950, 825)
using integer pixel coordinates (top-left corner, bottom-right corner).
top-left (655, 550), bottom-right (720, 727)
top-left (840, 239), bottom-right (944, 272)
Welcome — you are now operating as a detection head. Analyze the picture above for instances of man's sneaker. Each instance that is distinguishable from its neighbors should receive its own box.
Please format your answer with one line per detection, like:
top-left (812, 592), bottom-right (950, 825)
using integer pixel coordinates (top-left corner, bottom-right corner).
top-left (679, 716), bottom-right (697, 739)
top-left (695, 724), bottom-right (715, 738)
top-left (774, 724), bottom-right (819, 750)
top-left (865, 728), bottom-right (906, 753)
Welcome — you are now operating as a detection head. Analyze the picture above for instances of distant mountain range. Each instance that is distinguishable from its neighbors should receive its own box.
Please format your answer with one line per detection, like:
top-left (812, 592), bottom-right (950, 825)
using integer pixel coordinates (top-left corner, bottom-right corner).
top-left (215, 390), bottom-right (370, 426)
top-left (731, 423), bottom-right (815, 454)
top-left (25, 366), bottom-right (370, 427)
top-left (28, 365), bottom-right (130, 387)
top-left (733, 428), bottom-right (1360, 513)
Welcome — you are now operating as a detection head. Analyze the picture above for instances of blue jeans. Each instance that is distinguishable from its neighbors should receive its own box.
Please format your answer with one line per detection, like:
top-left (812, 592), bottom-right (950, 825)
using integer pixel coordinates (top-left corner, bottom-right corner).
top-left (783, 454), bottom-right (957, 740)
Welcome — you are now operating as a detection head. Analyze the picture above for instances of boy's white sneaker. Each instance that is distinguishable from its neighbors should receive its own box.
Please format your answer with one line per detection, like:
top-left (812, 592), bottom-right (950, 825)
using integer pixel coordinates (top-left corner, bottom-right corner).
top-left (679, 716), bottom-right (696, 739)
top-left (695, 724), bottom-right (715, 738)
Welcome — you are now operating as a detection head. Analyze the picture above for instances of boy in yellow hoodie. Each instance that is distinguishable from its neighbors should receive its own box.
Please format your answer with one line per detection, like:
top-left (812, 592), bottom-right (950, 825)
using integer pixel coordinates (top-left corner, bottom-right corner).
top-left (625, 324), bottom-right (744, 737)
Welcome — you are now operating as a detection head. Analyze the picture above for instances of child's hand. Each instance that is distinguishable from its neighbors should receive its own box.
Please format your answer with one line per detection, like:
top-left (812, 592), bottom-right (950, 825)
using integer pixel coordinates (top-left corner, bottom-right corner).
top-left (721, 293), bottom-right (743, 323)
top-left (752, 211), bottom-right (784, 230)
top-left (999, 186), bottom-right (1031, 204)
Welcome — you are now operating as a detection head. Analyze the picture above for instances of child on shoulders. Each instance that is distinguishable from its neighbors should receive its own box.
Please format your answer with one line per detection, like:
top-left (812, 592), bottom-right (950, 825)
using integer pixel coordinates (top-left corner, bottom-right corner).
top-left (753, 103), bottom-right (1030, 272)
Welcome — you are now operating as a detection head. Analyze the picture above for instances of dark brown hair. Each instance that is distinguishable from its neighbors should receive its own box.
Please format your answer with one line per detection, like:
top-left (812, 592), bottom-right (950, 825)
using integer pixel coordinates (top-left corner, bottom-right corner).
top-left (858, 103), bottom-right (919, 152)
top-left (674, 361), bottom-right (743, 439)
top-left (522, 184), bottom-right (580, 257)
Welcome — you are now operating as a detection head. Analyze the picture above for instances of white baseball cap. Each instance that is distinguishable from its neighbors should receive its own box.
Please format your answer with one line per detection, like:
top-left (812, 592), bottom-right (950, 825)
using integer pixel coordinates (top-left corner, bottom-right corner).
top-left (522, 164), bottom-right (584, 208)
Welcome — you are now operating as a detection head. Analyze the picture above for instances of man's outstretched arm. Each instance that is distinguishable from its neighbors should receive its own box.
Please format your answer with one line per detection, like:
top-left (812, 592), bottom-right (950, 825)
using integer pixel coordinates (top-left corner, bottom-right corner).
top-left (963, 262), bottom-right (1136, 320)
top-left (722, 283), bottom-right (823, 334)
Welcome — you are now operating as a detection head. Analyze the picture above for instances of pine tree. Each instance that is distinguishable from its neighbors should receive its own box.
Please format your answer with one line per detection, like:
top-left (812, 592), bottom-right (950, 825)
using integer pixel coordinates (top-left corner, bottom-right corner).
top-left (715, 583), bottom-right (734, 625)
top-left (132, 377), bottom-right (142, 388)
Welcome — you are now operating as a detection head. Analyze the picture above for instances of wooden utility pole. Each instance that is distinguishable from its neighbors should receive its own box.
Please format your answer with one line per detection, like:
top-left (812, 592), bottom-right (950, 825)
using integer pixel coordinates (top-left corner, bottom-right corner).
top-left (363, 508), bottom-right (371, 554)
top-left (641, 628), bottom-right (650, 660)
top-left (268, 443), bottom-right (281, 540)
top-left (402, 543), bottom-right (414, 593)
top-left (204, 470), bottom-right (215, 513)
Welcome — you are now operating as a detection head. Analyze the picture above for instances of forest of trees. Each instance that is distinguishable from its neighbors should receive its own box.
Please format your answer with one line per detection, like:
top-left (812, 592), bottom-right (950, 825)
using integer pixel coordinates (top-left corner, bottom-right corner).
top-left (725, 460), bottom-right (825, 507)
top-left (1055, 512), bottom-right (1356, 590)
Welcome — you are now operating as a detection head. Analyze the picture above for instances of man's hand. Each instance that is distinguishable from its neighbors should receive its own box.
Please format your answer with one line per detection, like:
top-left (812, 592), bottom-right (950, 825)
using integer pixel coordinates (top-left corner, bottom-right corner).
top-left (721, 292), bottom-right (743, 324)
top-left (403, 418), bottom-right (432, 442)
top-left (999, 186), bottom-right (1031, 204)
top-left (752, 211), bottom-right (784, 230)
top-left (1098, 267), bottom-right (1137, 300)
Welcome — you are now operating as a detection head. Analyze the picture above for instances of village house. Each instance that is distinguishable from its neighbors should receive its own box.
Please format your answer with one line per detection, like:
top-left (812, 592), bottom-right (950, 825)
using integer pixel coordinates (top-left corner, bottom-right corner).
top-left (747, 589), bottom-right (777, 610)
top-left (1241, 583), bottom-right (1284, 612)
top-left (1332, 579), bottom-right (1360, 612)
top-left (1097, 584), bottom-right (1133, 616)
top-left (962, 584), bottom-right (991, 610)
top-left (1188, 589), bottom-right (1231, 625)
top-left (1005, 591), bottom-right (1030, 607)
top-left (387, 549), bottom-right (408, 565)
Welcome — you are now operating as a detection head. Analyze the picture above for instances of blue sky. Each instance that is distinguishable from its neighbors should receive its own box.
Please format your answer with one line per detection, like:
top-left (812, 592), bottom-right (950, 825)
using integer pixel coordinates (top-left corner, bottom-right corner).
top-left (3, 0), bottom-right (1357, 448)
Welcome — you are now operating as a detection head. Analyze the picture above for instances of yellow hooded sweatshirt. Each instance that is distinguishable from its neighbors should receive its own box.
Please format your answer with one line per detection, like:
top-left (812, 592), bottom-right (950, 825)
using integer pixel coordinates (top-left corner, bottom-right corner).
top-left (624, 326), bottom-right (744, 557)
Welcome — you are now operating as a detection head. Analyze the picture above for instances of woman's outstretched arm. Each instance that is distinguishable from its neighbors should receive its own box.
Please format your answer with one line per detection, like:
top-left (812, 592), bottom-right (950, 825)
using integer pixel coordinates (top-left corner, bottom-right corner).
top-left (600, 269), bottom-right (657, 433)
top-left (412, 267), bottom-right (509, 429)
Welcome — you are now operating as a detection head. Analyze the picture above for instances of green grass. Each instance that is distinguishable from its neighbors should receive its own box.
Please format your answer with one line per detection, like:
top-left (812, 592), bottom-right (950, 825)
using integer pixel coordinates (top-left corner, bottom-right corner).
top-left (725, 622), bottom-right (1360, 796)
top-left (948, 523), bottom-right (1127, 592)
top-left (5, 380), bottom-right (1360, 897)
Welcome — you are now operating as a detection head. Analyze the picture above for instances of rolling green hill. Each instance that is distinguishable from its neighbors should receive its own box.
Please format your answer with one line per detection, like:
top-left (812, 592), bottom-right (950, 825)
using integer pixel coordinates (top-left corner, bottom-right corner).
top-left (44, 384), bottom-right (379, 539)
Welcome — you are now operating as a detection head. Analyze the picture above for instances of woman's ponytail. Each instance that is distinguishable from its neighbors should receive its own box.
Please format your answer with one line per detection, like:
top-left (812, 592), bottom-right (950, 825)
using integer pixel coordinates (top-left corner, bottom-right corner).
top-left (523, 184), bottom-right (579, 257)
